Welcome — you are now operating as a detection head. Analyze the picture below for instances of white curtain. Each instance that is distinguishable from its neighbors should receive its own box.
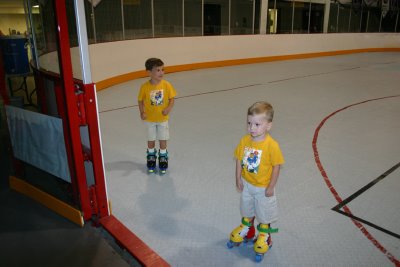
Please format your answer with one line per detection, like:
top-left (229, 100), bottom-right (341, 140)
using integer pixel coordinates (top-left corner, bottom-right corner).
top-left (6, 106), bottom-right (71, 182)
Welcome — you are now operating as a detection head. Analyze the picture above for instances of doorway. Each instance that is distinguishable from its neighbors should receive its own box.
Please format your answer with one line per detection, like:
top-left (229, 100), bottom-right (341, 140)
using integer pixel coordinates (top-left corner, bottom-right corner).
top-left (204, 4), bottom-right (221, 35)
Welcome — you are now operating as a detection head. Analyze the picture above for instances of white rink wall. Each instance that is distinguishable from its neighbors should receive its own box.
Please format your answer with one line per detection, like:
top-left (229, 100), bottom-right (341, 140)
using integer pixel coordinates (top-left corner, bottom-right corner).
top-left (38, 33), bottom-right (400, 84)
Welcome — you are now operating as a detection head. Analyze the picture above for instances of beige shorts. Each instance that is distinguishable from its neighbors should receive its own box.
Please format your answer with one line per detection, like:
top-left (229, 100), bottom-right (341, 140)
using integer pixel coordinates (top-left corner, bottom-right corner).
top-left (240, 178), bottom-right (278, 224)
top-left (145, 121), bottom-right (170, 141)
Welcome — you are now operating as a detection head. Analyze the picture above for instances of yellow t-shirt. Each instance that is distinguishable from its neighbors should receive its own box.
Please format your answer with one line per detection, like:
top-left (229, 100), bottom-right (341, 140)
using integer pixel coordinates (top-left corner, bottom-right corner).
top-left (138, 80), bottom-right (177, 122)
top-left (234, 134), bottom-right (284, 187)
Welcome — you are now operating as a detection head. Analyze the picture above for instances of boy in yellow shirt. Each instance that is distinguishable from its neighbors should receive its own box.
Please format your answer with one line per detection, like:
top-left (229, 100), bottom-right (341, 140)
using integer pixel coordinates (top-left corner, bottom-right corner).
top-left (227, 101), bottom-right (284, 262)
top-left (138, 58), bottom-right (177, 173)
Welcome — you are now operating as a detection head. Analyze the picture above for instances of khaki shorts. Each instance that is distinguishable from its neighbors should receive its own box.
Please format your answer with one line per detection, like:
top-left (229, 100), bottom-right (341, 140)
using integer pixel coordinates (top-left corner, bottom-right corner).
top-left (145, 121), bottom-right (170, 141)
top-left (240, 178), bottom-right (278, 224)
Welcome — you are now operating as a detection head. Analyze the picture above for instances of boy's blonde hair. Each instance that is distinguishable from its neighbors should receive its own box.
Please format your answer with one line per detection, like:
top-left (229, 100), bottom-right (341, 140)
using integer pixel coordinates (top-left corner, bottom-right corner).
top-left (247, 101), bottom-right (274, 122)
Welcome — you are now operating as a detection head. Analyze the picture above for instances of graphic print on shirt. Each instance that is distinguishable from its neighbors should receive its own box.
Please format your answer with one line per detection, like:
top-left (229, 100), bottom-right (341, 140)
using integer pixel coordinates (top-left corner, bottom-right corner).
top-left (150, 89), bottom-right (164, 106)
top-left (242, 147), bottom-right (263, 174)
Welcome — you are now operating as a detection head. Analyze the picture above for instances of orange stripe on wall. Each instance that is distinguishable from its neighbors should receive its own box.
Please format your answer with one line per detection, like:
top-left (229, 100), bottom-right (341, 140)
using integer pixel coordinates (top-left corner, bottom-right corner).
top-left (95, 48), bottom-right (400, 91)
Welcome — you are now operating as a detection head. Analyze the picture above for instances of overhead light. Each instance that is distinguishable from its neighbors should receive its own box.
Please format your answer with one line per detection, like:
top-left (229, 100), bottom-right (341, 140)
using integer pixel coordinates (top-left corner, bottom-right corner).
top-left (33, 5), bottom-right (39, 8)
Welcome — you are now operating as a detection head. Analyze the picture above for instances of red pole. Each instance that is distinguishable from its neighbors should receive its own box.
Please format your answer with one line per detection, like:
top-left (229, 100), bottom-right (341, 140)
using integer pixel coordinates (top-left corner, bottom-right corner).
top-left (83, 83), bottom-right (109, 218)
top-left (53, 0), bottom-right (91, 219)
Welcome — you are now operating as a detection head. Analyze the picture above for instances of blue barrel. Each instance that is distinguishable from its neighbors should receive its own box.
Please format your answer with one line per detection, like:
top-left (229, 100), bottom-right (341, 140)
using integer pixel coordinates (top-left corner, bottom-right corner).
top-left (0, 36), bottom-right (30, 75)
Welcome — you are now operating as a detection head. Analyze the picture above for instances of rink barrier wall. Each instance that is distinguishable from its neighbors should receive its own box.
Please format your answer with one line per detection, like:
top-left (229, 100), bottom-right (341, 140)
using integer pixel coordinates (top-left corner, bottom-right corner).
top-left (37, 33), bottom-right (400, 91)
top-left (95, 47), bottom-right (400, 91)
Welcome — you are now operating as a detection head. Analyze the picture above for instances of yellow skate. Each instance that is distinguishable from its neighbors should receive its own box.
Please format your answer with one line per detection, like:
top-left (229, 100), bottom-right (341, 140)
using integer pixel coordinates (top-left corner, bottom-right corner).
top-left (254, 224), bottom-right (277, 262)
top-left (226, 217), bottom-right (254, 248)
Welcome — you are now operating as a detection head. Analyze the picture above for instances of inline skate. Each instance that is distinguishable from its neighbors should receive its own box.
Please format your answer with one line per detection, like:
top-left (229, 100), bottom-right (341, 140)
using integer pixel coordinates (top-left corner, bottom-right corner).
top-left (158, 150), bottom-right (168, 174)
top-left (147, 149), bottom-right (157, 173)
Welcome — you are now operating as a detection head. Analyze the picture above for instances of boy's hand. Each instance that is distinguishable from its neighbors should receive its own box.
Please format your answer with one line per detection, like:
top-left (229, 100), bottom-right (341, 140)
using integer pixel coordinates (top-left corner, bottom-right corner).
top-left (236, 179), bottom-right (244, 192)
top-left (265, 187), bottom-right (274, 197)
top-left (140, 112), bottom-right (147, 120)
top-left (162, 108), bottom-right (170, 116)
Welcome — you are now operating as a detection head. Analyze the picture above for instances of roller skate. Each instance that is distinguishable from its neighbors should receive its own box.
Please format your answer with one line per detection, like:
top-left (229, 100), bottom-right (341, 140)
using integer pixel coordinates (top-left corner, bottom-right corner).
top-left (158, 150), bottom-right (168, 174)
top-left (146, 149), bottom-right (157, 173)
top-left (254, 223), bottom-right (277, 262)
top-left (227, 217), bottom-right (255, 249)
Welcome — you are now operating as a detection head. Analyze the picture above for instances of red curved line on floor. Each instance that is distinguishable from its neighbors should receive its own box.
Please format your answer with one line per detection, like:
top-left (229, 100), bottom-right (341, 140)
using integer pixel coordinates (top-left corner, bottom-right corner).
top-left (312, 94), bottom-right (400, 266)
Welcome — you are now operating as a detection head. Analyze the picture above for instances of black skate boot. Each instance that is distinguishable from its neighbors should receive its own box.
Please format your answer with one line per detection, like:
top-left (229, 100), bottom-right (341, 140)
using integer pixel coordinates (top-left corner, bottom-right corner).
top-left (158, 150), bottom-right (168, 174)
top-left (147, 149), bottom-right (156, 173)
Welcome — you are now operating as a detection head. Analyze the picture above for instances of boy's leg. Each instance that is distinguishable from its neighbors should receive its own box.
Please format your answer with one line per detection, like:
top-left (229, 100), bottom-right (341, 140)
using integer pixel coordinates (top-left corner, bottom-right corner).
top-left (157, 122), bottom-right (169, 172)
top-left (148, 141), bottom-right (156, 149)
top-left (146, 123), bottom-right (157, 172)
top-left (240, 179), bottom-right (256, 219)
top-left (159, 140), bottom-right (167, 150)
top-left (253, 191), bottom-right (278, 259)
top-left (240, 180), bottom-right (256, 240)
top-left (227, 179), bottom-right (256, 247)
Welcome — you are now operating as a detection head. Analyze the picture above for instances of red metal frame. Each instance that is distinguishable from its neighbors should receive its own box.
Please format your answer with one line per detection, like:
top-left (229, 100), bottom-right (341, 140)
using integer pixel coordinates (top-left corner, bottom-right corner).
top-left (51, 0), bottom-right (109, 220)
top-left (53, 0), bottom-right (92, 219)
top-left (82, 83), bottom-right (109, 218)
top-left (20, 2), bottom-right (169, 265)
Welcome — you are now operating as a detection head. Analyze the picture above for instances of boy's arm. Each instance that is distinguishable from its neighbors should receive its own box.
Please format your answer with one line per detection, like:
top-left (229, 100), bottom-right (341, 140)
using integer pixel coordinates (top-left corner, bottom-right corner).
top-left (266, 165), bottom-right (281, 197)
top-left (138, 100), bottom-right (146, 120)
top-left (162, 97), bottom-right (175, 116)
top-left (236, 159), bottom-right (243, 192)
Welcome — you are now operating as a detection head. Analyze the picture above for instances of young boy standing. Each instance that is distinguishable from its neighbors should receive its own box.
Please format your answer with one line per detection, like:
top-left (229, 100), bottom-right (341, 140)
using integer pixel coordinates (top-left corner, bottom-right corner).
top-left (138, 58), bottom-right (177, 173)
top-left (227, 101), bottom-right (284, 262)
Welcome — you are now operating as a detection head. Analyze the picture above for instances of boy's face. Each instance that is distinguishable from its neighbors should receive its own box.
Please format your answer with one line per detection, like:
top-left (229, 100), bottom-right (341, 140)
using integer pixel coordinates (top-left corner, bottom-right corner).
top-left (247, 114), bottom-right (272, 141)
top-left (148, 65), bottom-right (164, 83)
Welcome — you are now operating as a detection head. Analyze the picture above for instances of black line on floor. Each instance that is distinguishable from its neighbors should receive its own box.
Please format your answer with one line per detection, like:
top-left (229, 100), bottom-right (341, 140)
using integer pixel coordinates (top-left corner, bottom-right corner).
top-left (268, 67), bottom-right (360, 83)
top-left (332, 161), bottom-right (400, 239)
top-left (333, 208), bottom-right (400, 239)
top-left (99, 83), bottom-right (261, 113)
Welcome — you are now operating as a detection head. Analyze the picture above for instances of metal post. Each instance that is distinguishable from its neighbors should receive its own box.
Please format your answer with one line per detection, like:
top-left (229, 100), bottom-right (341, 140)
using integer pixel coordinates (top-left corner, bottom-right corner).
top-left (91, 0), bottom-right (97, 43)
top-left (252, 0), bottom-right (256, 34)
top-left (336, 3), bottom-right (339, 32)
top-left (74, 0), bottom-right (93, 84)
top-left (121, 0), bottom-right (125, 39)
top-left (228, 0), bottom-right (231, 35)
top-left (151, 0), bottom-right (155, 37)
top-left (292, 1), bottom-right (295, 33)
top-left (360, 4), bottom-right (363, 32)
top-left (308, 0), bottom-right (312, 33)
top-left (202, 0), bottom-right (204, 35)
top-left (348, 6), bottom-right (352, 32)
top-left (26, 0), bottom-right (40, 69)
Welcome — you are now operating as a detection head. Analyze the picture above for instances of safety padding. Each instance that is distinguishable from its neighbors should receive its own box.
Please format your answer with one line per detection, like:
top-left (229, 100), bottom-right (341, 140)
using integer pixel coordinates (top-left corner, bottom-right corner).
top-left (9, 176), bottom-right (84, 226)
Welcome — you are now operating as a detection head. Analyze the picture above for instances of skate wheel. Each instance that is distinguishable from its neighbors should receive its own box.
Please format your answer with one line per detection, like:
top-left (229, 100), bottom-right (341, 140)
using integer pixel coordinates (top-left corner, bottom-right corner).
top-left (148, 169), bottom-right (155, 173)
top-left (227, 241), bottom-right (234, 249)
top-left (255, 253), bottom-right (264, 262)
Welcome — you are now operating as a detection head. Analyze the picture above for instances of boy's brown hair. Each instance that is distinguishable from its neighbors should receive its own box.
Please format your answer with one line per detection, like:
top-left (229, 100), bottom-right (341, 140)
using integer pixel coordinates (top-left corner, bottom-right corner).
top-left (145, 58), bottom-right (164, 71)
top-left (247, 101), bottom-right (274, 122)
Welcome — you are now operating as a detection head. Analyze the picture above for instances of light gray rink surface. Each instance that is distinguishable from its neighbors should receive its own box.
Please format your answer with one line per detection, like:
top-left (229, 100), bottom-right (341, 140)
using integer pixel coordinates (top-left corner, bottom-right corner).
top-left (97, 52), bottom-right (400, 266)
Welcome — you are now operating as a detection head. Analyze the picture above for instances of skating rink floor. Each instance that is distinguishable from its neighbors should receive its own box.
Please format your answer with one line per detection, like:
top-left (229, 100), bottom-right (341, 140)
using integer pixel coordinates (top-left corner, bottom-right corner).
top-left (97, 52), bottom-right (400, 266)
